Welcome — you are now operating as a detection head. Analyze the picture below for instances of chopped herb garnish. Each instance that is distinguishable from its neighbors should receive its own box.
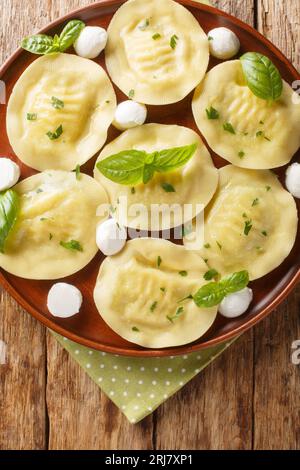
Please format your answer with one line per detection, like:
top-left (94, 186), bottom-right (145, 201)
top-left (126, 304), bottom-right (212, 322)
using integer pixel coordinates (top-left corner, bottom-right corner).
top-left (170, 34), bottom-right (178, 49)
top-left (160, 287), bottom-right (166, 293)
top-left (244, 132), bottom-right (249, 136)
top-left (177, 294), bottom-right (193, 303)
top-left (167, 306), bottom-right (184, 323)
top-left (131, 187), bottom-right (136, 194)
top-left (242, 212), bottom-right (248, 218)
top-left (49, 233), bottom-right (53, 240)
top-left (256, 131), bottom-right (263, 137)
top-left (216, 241), bottom-right (222, 250)
top-left (46, 124), bottom-right (63, 140)
top-left (161, 182), bottom-right (175, 192)
top-left (152, 33), bottom-right (161, 40)
top-left (105, 100), bottom-right (110, 104)
top-left (157, 256), bottom-right (162, 267)
top-left (223, 122), bottom-right (236, 134)
top-left (264, 135), bottom-right (271, 142)
top-left (132, 326), bottom-right (140, 332)
top-left (252, 198), bottom-right (259, 206)
top-left (256, 130), bottom-right (271, 141)
top-left (178, 270), bottom-right (188, 277)
top-left (259, 120), bottom-right (264, 124)
top-left (51, 96), bottom-right (64, 109)
top-left (138, 18), bottom-right (150, 30)
top-left (204, 243), bottom-right (211, 249)
top-left (206, 106), bottom-right (219, 120)
top-left (128, 89), bottom-right (135, 99)
top-left (40, 217), bottom-right (48, 221)
top-left (75, 164), bottom-right (81, 181)
top-left (208, 36), bottom-right (213, 41)
top-left (204, 259), bottom-right (208, 264)
top-left (109, 204), bottom-right (117, 214)
top-left (261, 230), bottom-right (268, 237)
top-left (238, 151), bottom-right (245, 158)
top-left (266, 185), bottom-right (271, 191)
top-left (182, 224), bottom-right (193, 237)
top-left (60, 240), bottom-right (83, 252)
top-left (36, 188), bottom-right (43, 193)
top-left (204, 268), bottom-right (219, 281)
top-left (244, 220), bottom-right (252, 236)
top-left (150, 301), bottom-right (158, 312)
top-left (27, 113), bottom-right (37, 121)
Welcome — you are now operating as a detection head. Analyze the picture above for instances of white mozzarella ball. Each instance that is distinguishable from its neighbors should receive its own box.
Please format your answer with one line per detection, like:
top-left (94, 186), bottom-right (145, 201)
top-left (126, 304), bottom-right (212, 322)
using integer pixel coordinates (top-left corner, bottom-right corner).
top-left (0, 158), bottom-right (20, 191)
top-left (96, 218), bottom-right (127, 256)
top-left (208, 27), bottom-right (240, 60)
top-left (219, 287), bottom-right (253, 318)
top-left (285, 163), bottom-right (300, 198)
top-left (74, 26), bottom-right (107, 59)
top-left (113, 101), bottom-right (147, 131)
top-left (47, 283), bottom-right (83, 318)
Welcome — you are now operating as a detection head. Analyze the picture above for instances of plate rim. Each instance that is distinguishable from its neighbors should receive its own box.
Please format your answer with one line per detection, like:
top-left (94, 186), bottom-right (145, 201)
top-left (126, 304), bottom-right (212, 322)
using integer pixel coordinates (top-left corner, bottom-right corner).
top-left (0, 0), bottom-right (300, 357)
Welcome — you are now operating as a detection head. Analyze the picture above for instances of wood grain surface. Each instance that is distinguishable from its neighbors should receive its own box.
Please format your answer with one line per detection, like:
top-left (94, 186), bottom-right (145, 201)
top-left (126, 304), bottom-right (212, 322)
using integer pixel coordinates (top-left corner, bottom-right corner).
top-left (0, 0), bottom-right (299, 450)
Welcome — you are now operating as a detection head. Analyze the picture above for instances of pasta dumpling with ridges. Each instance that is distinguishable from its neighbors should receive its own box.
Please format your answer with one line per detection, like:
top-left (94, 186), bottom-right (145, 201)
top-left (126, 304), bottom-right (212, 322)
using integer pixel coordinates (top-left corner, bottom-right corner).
top-left (7, 54), bottom-right (116, 171)
top-left (94, 238), bottom-right (218, 348)
top-left (0, 171), bottom-right (108, 279)
top-left (184, 165), bottom-right (298, 281)
top-left (192, 60), bottom-right (300, 169)
top-left (105, 0), bottom-right (209, 105)
top-left (94, 123), bottom-right (218, 231)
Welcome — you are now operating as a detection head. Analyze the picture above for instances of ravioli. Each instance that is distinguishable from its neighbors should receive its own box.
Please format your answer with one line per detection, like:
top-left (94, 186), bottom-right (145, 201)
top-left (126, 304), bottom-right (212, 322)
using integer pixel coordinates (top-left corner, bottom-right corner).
top-left (0, 171), bottom-right (108, 280)
top-left (94, 238), bottom-right (218, 348)
top-left (192, 60), bottom-right (300, 169)
top-left (94, 123), bottom-right (218, 231)
top-left (184, 165), bottom-right (298, 280)
top-left (105, 0), bottom-right (209, 105)
top-left (7, 53), bottom-right (116, 171)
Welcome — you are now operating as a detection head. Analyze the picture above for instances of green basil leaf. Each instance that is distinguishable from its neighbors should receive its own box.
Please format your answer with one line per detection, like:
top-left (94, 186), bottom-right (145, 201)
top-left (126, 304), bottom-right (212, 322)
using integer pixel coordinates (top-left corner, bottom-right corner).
top-left (21, 34), bottom-right (58, 55)
top-left (143, 164), bottom-right (155, 184)
top-left (0, 190), bottom-right (20, 253)
top-left (193, 270), bottom-right (249, 308)
top-left (59, 19), bottom-right (85, 52)
top-left (240, 52), bottom-right (283, 101)
top-left (152, 143), bottom-right (197, 173)
top-left (97, 150), bottom-right (147, 185)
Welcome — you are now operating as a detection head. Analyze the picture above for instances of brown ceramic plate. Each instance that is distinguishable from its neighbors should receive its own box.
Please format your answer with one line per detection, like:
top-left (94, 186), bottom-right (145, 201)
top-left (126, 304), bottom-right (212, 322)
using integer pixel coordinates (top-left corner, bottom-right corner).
top-left (0, 0), bottom-right (299, 356)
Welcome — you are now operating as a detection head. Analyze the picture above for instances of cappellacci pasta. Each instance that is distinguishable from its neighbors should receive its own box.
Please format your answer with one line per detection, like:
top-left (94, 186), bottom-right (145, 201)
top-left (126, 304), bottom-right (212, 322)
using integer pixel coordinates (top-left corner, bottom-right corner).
top-left (94, 123), bottom-right (218, 231)
top-left (184, 165), bottom-right (298, 280)
top-left (192, 60), bottom-right (300, 169)
top-left (105, 0), bottom-right (209, 105)
top-left (0, 171), bottom-right (108, 279)
top-left (7, 53), bottom-right (116, 171)
top-left (94, 238), bottom-right (218, 348)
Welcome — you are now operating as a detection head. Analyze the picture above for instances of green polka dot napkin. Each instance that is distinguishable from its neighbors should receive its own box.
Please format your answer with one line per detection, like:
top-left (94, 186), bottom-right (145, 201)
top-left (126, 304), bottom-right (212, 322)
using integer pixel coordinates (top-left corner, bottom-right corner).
top-left (53, 332), bottom-right (235, 423)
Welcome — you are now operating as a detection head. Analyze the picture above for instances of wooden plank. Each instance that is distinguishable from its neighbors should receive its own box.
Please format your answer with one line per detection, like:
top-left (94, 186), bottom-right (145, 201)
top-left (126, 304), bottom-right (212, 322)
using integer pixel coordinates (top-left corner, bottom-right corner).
top-left (155, 0), bottom-right (255, 450)
top-left (46, 332), bottom-right (154, 450)
top-left (0, 0), bottom-right (48, 451)
top-left (254, 0), bottom-right (300, 450)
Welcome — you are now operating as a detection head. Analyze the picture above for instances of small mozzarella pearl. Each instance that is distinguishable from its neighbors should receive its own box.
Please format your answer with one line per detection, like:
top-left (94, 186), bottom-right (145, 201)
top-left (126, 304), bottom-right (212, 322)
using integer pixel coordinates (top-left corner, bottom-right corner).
top-left (0, 158), bottom-right (20, 191)
top-left (113, 101), bottom-right (147, 131)
top-left (47, 283), bottom-right (82, 318)
top-left (219, 287), bottom-right (253, 318)
top-left (285, 163), bottom-right (300, 198)
top-left (208, 27), bottom-right (240, 60)
top-left (96, 218), bottom-right (127, 256)
top-left (74, 26), bottom-right (107, 59)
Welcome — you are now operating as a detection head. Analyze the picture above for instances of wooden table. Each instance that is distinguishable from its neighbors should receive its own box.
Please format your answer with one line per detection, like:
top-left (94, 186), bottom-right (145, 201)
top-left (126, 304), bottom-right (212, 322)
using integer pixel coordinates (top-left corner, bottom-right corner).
top-left (0, 0), bottom-right (300, 450)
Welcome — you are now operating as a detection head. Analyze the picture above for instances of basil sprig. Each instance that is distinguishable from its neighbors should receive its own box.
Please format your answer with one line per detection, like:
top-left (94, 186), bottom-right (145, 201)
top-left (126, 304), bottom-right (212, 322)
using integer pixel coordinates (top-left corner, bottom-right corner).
top-left (21, 19), bottom-right (85, 55)
top-left (97, 143), bottom-right (197, 186)
top-left (0, 190), bottom-right (20, 253)
top-left (240, 52), bottom-right (283, 101)
top-left (193, 271), bottom-right (249, 308)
